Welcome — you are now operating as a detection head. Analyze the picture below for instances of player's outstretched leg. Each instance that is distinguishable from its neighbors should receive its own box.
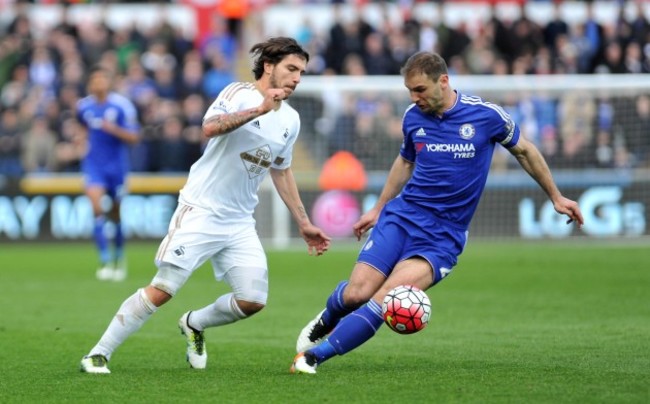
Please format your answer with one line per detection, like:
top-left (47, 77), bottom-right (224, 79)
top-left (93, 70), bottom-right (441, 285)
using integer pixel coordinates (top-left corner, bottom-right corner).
top-left (296, 281), bottom-right (353, 352)
top-left (93, 215), bottom-right (112, 280)
top-left (112, 222), bottom-right (127, 281)
top-left (80, 354), bottom-right (111, 374)
top-left (291, 300), bottom-right (384, 374)
top-left (178, 311), bottom-right (207, 369)
top-left (80, 288), bottom-right (158, 374)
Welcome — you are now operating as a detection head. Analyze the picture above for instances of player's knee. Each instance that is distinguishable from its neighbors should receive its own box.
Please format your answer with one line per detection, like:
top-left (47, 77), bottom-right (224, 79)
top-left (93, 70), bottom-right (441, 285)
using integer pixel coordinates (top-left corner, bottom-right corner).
top-left (144, 285), bottom-right (172, 307)
top-left (226, 266), bottom-right (268, 316)
top-left (234, 299), bottom-right (265, 316)
top-left (151, 262), bottom-right (191, 297)
top-left (343, 284), bottom-right (373, 307)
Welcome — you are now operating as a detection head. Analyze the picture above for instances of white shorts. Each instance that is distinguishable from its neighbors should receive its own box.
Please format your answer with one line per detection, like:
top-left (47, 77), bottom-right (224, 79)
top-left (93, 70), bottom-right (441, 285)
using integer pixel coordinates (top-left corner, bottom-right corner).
top-left (155, 204), bottom-right (267, 280)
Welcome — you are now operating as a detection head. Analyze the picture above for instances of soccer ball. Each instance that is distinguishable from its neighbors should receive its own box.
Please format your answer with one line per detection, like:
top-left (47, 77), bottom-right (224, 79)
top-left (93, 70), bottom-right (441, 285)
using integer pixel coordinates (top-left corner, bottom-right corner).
top-left (382, 285), bottom-right (431, 334)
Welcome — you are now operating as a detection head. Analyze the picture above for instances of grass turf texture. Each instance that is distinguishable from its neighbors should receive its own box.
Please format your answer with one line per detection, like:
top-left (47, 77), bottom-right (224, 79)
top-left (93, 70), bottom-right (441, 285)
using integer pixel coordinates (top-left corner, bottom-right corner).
top-left (0, 241), bottom-right (648, 404)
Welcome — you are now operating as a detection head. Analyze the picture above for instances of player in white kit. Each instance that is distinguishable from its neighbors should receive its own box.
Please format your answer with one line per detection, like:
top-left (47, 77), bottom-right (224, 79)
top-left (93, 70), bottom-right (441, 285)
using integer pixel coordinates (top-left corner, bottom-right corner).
top-left (80, 37), bottom-right (331, 374)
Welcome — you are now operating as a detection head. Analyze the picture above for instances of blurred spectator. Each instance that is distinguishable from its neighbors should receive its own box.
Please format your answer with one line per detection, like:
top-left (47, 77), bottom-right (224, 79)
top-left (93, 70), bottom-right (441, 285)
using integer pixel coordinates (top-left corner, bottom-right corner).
top-left (182, 93), bottom-right (206, 127)
top-left (152, 67), bottom-right (180, 100)
top-left (510, 4), bottom-right (545, 60)
top-left (121, 61), bottom-right (157, 110)
top-left (324, 7), bottom-right (373, 75)
top-left (58, 83), bottom-right (82, 116)
top-left (157, 115), bottom-right (189, 172)
top-left (463, 31), bottom-right (499, 75)
top-left (328, 94), bottom-right (357, 156)
top-left (354, 97), bottom-right (402, 170)
top-left (559, 130), bottom-right (592, 169)
top-left (21, 115), bottom-right (58, 173)
top-left (558, 91), bottom-right (597, 168)
top-left (417, 18), bottom-right (438, 53)
top-left (178, 51), bottom-right (205, 98)
top-left (569, 22), bottom-right (598, 73)
top-left (539, 126), bottom-right (563, 168)
top-left (486, 4), bottom-right (514, 65)
top-left (56, 61), bottom-right (86, 100)
top-left (112, 27), bottom-right (141, 74)
top-left (386, 29), bottom-right (416, 72)
top-left (141, 40), bottom-right (177, 75)
top-left (202, 51), bottom-right (236, 99)
top-left (595, 40), bottom-right (626, 74)
top-left (1, 64), bottom-right (30, 108)
top-left (440, 22), bottom-right (471, 63)
top-left (341, 53), bottom-right (367, 76)
top-left (198, 13), bottom-right (238, 67)
top-left (78, 22), bottom-right (113, 68)
top-left (55, 114), bottom-right (85, 172)
top-left (362, 32), bottom-right (397, 75)
top-left (581, 3), bottom-right (605, 72)
top-left (592, 129), bottom-right (617, 169)
top-left (622, 41), bottom-right (648, 73)
top-left (543, 2), bottom-right (570, 55)
top-left (619, 94), bottom-right (650, 167)
top-left (27, 41), bottom-right (58, 95)
top-left (0, 108), bottom-right (24, 177)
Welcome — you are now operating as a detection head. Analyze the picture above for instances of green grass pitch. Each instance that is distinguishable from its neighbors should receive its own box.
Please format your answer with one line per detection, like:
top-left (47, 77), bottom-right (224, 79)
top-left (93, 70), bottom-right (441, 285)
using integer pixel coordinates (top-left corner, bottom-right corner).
top-left (0, 240), bottom-right (648, 403)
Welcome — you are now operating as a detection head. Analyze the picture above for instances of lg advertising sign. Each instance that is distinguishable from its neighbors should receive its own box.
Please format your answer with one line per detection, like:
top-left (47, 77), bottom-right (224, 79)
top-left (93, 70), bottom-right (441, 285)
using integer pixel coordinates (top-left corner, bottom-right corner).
top-left (519, 186), bottom-right (646, 238)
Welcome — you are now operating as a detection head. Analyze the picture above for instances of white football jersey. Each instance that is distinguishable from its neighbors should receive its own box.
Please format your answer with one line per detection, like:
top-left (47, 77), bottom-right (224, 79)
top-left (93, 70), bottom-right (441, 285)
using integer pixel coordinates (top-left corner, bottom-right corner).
top-left (178, 82), bottom-right (300, 223)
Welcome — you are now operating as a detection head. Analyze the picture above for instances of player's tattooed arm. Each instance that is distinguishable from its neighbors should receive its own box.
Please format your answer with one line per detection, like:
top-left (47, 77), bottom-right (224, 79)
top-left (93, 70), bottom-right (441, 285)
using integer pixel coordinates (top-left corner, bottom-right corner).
top-left (295, 205), bottom-right (308, 223)
top-left (202, 108), bottom-right (264, 138)
top-left (203, 88), bottom-right (283, 138)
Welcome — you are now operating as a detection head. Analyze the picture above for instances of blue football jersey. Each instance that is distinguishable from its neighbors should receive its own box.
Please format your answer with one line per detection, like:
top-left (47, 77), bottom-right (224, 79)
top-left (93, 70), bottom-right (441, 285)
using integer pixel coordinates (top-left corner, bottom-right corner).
top-left (399, 91), bottom-right (520, 229)
top-left (76, 92), bottom-right (139, 172)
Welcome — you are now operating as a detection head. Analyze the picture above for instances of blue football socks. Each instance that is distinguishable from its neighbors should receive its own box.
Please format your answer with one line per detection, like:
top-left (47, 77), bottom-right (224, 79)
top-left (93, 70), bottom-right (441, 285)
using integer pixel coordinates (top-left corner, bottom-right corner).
top-left (310, 300), bottom-right (384, 364)
top-left (322, 281), bottom-right (354, 328)
top-left (93, 215), bottom-right (110, 265)
top-left (114, 221), bottom-right (124, 263)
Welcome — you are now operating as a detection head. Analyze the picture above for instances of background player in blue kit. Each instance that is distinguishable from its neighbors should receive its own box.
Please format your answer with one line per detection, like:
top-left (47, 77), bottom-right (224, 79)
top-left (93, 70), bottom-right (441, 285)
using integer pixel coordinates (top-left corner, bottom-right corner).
top-left (291, 51), bottom-right (585, 374)
top-left (76, 66), bottom-right (140, 281)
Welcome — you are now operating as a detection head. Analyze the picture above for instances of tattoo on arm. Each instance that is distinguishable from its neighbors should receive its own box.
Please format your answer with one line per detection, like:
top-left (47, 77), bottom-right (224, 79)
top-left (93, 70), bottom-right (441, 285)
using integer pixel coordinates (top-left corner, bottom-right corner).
top-left (203, 108), bottom-right (261, 137)
top-left (293, 206), bottom-right (308, 223)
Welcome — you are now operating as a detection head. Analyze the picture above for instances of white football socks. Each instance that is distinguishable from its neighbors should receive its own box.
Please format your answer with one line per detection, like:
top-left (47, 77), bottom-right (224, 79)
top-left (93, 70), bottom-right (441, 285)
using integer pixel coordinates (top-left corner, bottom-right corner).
top-left (189, 293), bottom-right (246, 331)
top-left (89, 288), bottom-right (157, 360)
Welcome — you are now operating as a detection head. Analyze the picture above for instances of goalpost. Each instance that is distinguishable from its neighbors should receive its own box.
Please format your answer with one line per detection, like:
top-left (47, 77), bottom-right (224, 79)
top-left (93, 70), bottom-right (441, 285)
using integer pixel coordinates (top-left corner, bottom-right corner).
top-left (257, 74), bottom-right (650, 246)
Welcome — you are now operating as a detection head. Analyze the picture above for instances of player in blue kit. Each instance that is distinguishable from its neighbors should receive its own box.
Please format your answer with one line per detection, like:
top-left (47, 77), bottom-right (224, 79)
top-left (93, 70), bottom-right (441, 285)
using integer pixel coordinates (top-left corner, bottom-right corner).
top-left (76, 66), bottom-right (140, 281)
top-left (291, 51), bottom-right (584, 374)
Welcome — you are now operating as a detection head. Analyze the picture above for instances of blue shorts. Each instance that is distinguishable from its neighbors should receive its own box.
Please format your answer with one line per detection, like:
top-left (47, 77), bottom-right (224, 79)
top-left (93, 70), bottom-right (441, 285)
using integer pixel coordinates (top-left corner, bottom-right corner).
top-left (357, 197), bottom-right (468, 284)
top-left (83, 164), bottom-right (127, 200)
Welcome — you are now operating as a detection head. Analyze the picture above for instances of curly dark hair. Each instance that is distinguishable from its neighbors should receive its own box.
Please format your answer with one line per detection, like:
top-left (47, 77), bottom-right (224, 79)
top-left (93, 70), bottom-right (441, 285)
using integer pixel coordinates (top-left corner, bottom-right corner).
top-left (250, 37), bottom-right (310, 80)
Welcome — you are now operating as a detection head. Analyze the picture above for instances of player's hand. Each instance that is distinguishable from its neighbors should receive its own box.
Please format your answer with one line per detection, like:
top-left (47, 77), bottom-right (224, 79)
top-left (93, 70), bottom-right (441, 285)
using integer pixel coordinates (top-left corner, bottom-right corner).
top-left (554, 196), bottom-right (584, 228)
top-left (299, 224), bottom-right (331, 256)
top-left (259, 88), bottom-right (285, 114)
top-left (353, 208), bottom-right (381, 241)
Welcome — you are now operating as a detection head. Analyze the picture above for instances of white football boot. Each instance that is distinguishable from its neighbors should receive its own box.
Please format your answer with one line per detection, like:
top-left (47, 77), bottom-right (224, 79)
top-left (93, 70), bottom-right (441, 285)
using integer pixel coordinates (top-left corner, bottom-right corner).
top-left (112, 259), bottom-right (127, 282)
top-left (290, 352), bottom-right (317, 374)
top-left (80, 354), bottom-right (111, 374)
top-left (96, 265), bottom-right (114, 281)
top-left (178, 311), bottom-right (207, 369)
top-left (296, 309), bottom-right (332, 353)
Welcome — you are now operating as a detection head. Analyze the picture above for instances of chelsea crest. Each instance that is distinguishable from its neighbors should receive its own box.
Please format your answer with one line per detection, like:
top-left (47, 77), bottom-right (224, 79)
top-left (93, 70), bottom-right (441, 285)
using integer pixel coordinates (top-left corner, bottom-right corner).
top-left (459, 123), bottom-right (475, 140)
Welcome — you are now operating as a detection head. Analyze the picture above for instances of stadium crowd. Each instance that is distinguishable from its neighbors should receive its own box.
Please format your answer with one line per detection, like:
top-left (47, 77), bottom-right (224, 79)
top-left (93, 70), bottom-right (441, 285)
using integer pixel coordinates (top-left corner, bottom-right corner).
top-left (1, 1), bottom-right (649, 180)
